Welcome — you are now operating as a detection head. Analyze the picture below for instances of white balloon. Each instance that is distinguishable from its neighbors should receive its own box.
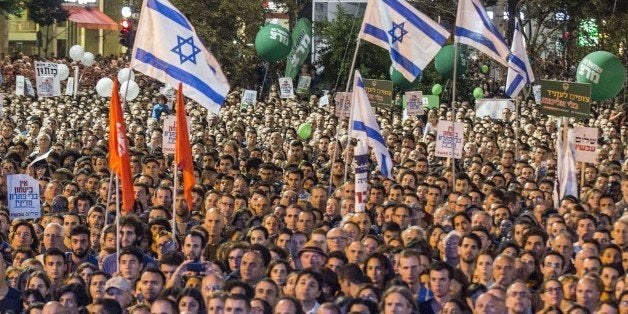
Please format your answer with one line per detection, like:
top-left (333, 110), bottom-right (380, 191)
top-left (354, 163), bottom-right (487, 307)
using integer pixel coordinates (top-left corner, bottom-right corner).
top-left (117, 68), bottom-right (135, 83)
top-left (96, 77), bottom-right (114, 97)
top-left (57, 64), bottom-right (70, 80)
top-left (81, 52), bottom-right (95, 67)
top-left (119, 80), bottom-right (140, 101)
top-left (69, 45), bottom-right (85, 62)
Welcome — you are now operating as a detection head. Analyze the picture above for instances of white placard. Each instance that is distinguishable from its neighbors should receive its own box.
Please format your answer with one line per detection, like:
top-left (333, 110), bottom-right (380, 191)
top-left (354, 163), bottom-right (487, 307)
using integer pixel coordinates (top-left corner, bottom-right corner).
top-left (435, 121), bottom-right (464, 159)
top-left (7, 174), bottom-right (41, 220)
top-left (296, 75), bottom-right (312, 95)
top-left (34, 62), bottom-right (61, 97)
top-left (65, 77), bottom-right (75, 96)
top-left (354, 141), bottom-right (369, 213)
top-left (15, 75), bottom-right (25, 96)
top-left (532, 85), bottom-right (542, 104)
top-left (278, 77), bottom-right (294, 98)
top-left (574, 126), bottom-right (598, 164)
top-left (405, 91), bottom-right (424, 116)
top-left (475, 98), bottom-right (515, 120)
top-left (162, 115), bottom-right (177, 155)
top-left (241, 89), bottom-right (257, 109)
top-left (334, 92), bottom-right (351, 119)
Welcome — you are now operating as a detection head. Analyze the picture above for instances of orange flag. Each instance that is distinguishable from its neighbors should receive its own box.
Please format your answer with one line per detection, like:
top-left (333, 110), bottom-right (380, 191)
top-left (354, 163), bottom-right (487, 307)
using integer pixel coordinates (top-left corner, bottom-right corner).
top-left (175, 82), bottom-right (195, 208)
top-left (108, 79), bottom-right (135, 213)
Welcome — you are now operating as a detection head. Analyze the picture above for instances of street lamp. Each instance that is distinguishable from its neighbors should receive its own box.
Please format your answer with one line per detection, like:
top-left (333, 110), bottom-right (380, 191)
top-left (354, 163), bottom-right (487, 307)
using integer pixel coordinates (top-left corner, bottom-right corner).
top-left (121, 6), bottom-right (132, 18)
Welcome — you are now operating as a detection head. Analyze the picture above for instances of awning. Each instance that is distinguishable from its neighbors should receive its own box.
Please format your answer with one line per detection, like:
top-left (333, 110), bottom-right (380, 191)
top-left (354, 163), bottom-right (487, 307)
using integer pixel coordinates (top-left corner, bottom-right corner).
top-left (63, 5), bottom-right (119, 31)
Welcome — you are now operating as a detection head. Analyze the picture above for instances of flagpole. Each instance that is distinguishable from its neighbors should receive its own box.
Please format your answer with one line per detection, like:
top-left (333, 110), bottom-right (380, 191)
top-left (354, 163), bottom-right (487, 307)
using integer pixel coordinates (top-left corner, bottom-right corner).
top-left (172, 162), bottom-right (178, 239)
top-left (104, 173), bottom-right (113, 226)
top-left (341, 40), bottom-right (363, 185)
top-left (450, 43), bottom-right (460, 181)
top-left (115, 174), bottom-right (120, 273)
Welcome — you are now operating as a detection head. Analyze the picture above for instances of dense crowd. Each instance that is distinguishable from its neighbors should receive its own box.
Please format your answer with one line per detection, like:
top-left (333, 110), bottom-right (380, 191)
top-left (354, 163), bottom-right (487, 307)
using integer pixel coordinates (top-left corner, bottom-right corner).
top-left (0, 52), bottom-right (626, 314)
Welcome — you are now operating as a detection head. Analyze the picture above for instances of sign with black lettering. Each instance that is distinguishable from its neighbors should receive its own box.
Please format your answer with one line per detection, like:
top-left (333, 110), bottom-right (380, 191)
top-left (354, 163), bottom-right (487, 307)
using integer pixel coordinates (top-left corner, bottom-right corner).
top-left (7, 174), bottom-right (41, 220)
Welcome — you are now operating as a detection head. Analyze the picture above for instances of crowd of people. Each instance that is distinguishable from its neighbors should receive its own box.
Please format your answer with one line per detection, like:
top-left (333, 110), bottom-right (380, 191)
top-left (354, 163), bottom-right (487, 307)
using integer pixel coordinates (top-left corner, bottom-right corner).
top-left (0, 52), bottom-right (626, 314)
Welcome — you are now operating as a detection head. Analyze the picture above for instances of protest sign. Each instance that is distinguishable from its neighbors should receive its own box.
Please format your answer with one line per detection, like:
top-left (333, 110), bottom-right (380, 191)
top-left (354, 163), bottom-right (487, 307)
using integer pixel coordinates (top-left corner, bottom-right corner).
top-left (435, 121), bottom-right (464, 159)
top-left (296, 76), bottom-right (311, 95)
top-left (278, 77), bottom-right (294, 98)
top-left (7, 174), bottom-right (41, 220)
top-left (574, 126), bottom-right (598, 163)
top-left (241, 90), bottom-right (257, 110)
top-left (540, 80), bottom-right (591, 118)
top-left (162, 115), bottom-right (177, 155)
top-left (354, 141), bottom-right (369, 213)
top-left (405, 91), bottom-right (424, 116)
top-left (285, 18), bottom-right (312, 78)
top-left (15, 75), bottom-right (25, 96)
top-left (24, 78), bottom-right (35, 97)
top-left (475, 99), bottom-right (515, 120)
top-left (532, 85), bottom-right (541, 104)
top-left (362, 79), bottom-right (393, 107)
top-left (334, 92), bottom-right (351, 119)
top-left (34, 62), bottom-right (61, 97)
top-left (65, 77), bottom-right (75, 96)
top-left (422, 94), bottom-right (439, 109)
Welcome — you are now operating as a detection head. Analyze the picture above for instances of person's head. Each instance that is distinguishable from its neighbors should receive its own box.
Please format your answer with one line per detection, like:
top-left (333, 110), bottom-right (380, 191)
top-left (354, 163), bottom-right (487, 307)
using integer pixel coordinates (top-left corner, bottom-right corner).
top-left (87, 297), bottom-right (123, 314)
top-left (138, 266), bottom-right (166, 303)
top-left (294, 269), bottom-right (323, 304)
top-left (150, 298), bottom-right (179, 314)
top-left (429, 261), bottom-right (453, 298)
top-left (183, 230), bottom-right (207, 261)
top-left (241, 250), bottom-right (265, 283)
top-left (379, 286), bottom-right (418, 313)
top-left (70, 224), bottom-right (90, 258)
top-left (43, 247), bottom-right (66, 282)
top-left (254, 278), bottom-right (280, 306)
top-left (273, 296), bottom-right (305, 314)
top-left (177, 287), bottom-right (206, 314)
top-left (105, 276), bottom-right (134, 310)
top-left (118, 246), bottom-right (144, 281)
top-left (88, 270), bottom-right (110, 301)
top-left (576, 275), bottom-right (602, 311)
top-left (27, 271), bottom-right (52, 298)
top-left (119, 214), bottom-right (144, 247)
top-left (505, 281), bottom-right (532, 314)
top-left (224, 293), bottom-right (250, 314)
top-left (58, 283), bottom-right (89, 313)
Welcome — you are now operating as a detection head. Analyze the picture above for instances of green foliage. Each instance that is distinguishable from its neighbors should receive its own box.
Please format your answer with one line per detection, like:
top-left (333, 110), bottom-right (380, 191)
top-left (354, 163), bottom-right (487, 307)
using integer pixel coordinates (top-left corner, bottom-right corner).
top-left (26, 0), bottom-right (68, 26)
top-left (0, 0), bottom-right (25, 17)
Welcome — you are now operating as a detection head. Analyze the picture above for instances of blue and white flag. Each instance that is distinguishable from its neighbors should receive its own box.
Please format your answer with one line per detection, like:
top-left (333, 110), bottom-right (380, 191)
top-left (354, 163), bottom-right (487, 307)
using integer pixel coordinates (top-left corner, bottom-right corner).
top-left (130, 0), bottom-right (230, 114)
top-left (350, 71), bottom-right (393, 178)
top-left (359, 0), bottom-right (449, 82)
top-left (455, 0), bottom-right (510, 67)
top-left (505, 19), bottom-right (535, 98)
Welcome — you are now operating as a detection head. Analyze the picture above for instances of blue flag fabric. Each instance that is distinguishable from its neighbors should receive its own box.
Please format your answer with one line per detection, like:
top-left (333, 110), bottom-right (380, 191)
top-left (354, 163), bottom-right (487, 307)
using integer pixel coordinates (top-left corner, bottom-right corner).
top-left (505, 18), bottom-right (535, 98)
top-left (349, 70), bottom-right (394, 178)
top-left (130, 0), bottom-right (230, 114)
top-left (359, 0), bottom-right (450, 82)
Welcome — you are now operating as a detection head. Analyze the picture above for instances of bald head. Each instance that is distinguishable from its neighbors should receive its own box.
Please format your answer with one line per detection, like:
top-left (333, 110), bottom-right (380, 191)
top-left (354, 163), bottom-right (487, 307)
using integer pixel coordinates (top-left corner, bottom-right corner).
top-left (43, 301), bottom-right (67, 314)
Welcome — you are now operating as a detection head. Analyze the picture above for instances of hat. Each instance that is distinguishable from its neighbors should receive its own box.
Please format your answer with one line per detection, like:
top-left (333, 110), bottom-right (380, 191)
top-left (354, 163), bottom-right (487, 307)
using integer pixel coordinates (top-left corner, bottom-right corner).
top-left (105, 277), bottom-right (132, 292)
top-left (298, 245), bottom-right (327, 259)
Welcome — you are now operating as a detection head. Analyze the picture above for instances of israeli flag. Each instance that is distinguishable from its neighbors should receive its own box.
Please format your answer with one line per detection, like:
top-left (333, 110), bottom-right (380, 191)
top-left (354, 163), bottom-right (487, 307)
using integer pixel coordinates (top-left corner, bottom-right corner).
top-left (359, 0), bottom-right (449, 82)
top-left (131, 0), bottom-right (230, 114)
top-left (505, 19), bottom-right (535, 98)
top-left (350, 71), bottom-right (393, 178)
top-left (455, 0), bottom-right (510, 67)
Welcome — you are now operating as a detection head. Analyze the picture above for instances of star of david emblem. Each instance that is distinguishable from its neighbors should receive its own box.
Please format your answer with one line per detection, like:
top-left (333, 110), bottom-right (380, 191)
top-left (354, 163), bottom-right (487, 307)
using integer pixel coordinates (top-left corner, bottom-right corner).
top-left (171, 35), bottom-right (201, 65)
top-left (388, 21), bottom-right (408, 44)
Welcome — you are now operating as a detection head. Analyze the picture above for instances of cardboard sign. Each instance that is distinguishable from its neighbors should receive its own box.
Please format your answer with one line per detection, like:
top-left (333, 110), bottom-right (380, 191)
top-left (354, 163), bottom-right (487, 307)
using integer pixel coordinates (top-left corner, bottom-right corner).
top-left (34, 62), bottom-right (61, 97)
top-left (422, 94), bottom-right (440, 109)
top-left (540, 80), bottom-right (591, 118)
top-left (24, 78), bottom-right (35, 97)
top-left (574, 126), bottom-right (598, 163)
top-left (162, 115), bottom-right (177, 155)
top-left (405, 91), bottom-right (424, 116)
top-left (532, 85), bottom-right (541, 104)
top-left (334, 92), bottom-right (351, 119)
top-left (279, 77), bottom-right (295, 98)
top-left (475, 99), bottom-right (515, 120)
top-left (15, 75), bottom-right (25, 96)
top-left (435, 121), bottom-right (464, 159)
top-left (354, 141), bottom-right (369, 213)
top-left (362, 79), bottom-right (393, 107)
top-left (241, 89), bottom-right (257, 109)
top-left (296, 76), bottom-right (311, 95)
top-left (7, 174), bottom-right (41, 220)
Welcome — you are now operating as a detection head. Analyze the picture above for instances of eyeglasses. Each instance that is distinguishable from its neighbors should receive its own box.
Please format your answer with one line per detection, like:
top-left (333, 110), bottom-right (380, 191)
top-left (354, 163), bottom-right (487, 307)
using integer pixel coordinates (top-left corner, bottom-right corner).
top-left (508, 291), bottom-right (530, 298)
top-left (43, 234), bottom-right (61, 238)
top-left (544, 287), bottom-right (562, 294)
top-left (327, 236), bottom-right (347, 242)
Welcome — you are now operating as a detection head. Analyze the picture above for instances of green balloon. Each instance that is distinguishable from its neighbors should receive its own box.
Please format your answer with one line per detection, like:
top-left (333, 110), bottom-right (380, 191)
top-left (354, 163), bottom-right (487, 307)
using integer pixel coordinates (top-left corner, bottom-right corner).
top-left (473, 87), bottom-right (484, 99)
top-left (434, 45), bottom-right (468, 79)
top-left (432, 84), bottom-right (443, 96)
top-left (255, 24), bottom-right (292, 62)
top-left (576, 51), bottom-right (626, 101)
top-left (390, 66), bottom-right (420, 89)
top-left (298, 123), bottom-right (312, 140)
top-left (481, 64), bottom-right (489, 73)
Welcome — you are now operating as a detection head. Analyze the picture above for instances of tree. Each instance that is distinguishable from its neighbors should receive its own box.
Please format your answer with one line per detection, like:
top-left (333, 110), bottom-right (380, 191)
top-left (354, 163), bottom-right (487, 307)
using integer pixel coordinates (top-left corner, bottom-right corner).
top-left (0, 0), bottom-right (24, 17)
top-left (26, 0), bottom-right (68, 57)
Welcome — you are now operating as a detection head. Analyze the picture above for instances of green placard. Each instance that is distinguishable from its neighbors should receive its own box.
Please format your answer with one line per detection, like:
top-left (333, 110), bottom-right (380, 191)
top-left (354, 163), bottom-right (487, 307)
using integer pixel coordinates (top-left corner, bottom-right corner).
top-left (362, 79), bottom-right (393, 107)
top-left (422, 95), bottom-right (439, 109)
top-left (285, 18), bottom-right (313, 78)
top-left (540, 80), bottom-right (591, 119)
